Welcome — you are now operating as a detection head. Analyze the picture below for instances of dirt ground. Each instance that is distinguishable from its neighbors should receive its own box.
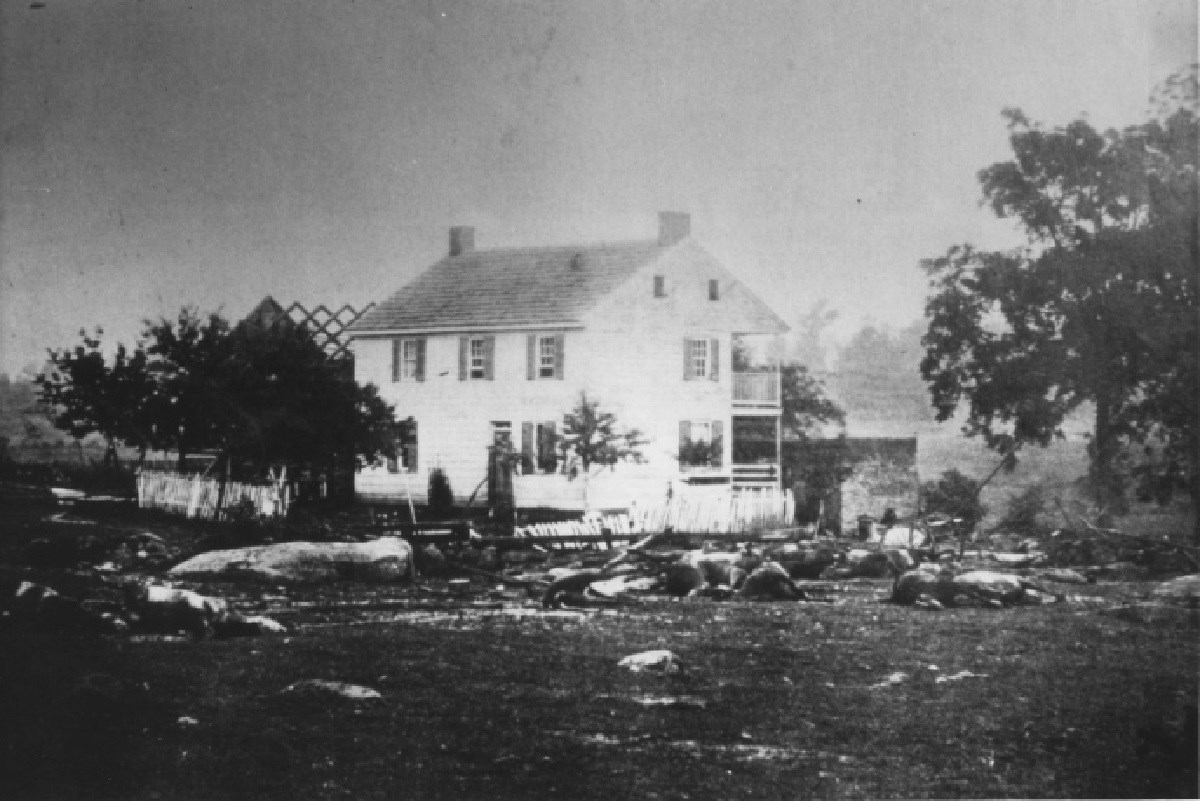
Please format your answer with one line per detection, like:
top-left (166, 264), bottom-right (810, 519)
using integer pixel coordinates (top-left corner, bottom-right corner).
top-left (0, 502), bottom-right (1196, 800)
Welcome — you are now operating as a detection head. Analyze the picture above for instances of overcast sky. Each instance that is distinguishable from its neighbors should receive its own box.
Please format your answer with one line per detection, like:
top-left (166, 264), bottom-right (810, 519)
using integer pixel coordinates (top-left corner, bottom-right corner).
top-left (1, 0), bottom-right (1194, 376)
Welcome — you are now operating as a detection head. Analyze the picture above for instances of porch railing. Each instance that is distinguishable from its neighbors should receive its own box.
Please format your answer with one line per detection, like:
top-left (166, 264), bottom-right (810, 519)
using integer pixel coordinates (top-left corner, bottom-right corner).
top-left (732, 371), bottom-right (780, 405)
top-left (732, 463), bottom-right (779, 485)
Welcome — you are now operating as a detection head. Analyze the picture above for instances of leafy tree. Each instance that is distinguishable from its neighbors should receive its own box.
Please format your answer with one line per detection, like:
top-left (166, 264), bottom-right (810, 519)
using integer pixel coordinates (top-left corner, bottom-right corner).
top-left (557, 391), bottom-right (646, 511)
top-left (39, 307), bottom-right (401, 490)
top-left (780, 362), bottom-right (844, 440)
top-left (921, 469), bottom-right (987, 533)
top-left (920, 66), bottom-right (1198, 528)
top-left (37, 328), bottom-right (155, 462)
top-left (141, 308), bottom-right (236, 468)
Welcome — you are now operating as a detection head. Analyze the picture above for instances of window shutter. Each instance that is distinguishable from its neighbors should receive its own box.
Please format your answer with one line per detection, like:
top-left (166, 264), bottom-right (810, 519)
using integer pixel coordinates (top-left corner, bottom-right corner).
top-left (712, 420), bottom-right (724, 466)
top-left (553, 334), bottom-right (565, 380)
top-left (391, 339), bottom-right (401, 383)
top-left (678, 420), bottom-right (691, 462)
top-left (521, 422), bottom-right (535, 474)
top-left (526, 334), bottom-right (536, 380)
top-left (415, 339), bottom-right (426, 382)
top-left (709, 338), bottom-right (720, 382)
top-left (407, 442), bottom-right (418, 473)
top-left (458, 337), bottom-right (468, 381)
top-left (483, 336), bottom-right (496, 381)
top-left (682, 338), bottom-right (692, 381)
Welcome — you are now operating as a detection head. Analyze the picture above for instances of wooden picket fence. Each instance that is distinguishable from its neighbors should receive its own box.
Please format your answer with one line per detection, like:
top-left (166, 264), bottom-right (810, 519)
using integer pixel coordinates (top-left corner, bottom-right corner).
top-left (513, 486), bottom-right (794, 544)
top-left (137, 469), bottom-right (289, 520)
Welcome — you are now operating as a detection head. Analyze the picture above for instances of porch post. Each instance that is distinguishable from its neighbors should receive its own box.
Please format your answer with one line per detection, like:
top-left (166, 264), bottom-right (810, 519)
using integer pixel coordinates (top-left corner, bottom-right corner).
top-left (775, 414), bottom-right (782, 492)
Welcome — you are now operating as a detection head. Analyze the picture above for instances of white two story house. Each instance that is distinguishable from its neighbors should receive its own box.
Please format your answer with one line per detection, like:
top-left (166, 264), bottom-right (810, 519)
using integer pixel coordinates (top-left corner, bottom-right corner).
top-left (348, 212), bottom-right (789, 510)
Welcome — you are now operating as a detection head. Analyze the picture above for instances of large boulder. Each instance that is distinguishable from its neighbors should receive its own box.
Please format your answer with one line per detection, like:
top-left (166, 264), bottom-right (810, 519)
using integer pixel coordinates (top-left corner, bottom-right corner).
top-left (169, 537), bottom-right (415, 583)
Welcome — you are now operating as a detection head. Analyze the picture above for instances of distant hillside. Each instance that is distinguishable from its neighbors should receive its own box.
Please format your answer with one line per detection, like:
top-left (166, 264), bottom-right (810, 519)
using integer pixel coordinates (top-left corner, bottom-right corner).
top-left (0, 373), bottom-right (99, 449)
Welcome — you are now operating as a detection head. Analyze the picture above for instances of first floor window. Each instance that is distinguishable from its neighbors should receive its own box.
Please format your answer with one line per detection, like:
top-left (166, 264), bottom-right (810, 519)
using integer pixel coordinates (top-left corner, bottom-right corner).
top-left (520, 420), bottom-right (558, 473)
top-left (679, 419), bottom-right (724, 469)
top-left (388, 418), bottom-right (418, 473)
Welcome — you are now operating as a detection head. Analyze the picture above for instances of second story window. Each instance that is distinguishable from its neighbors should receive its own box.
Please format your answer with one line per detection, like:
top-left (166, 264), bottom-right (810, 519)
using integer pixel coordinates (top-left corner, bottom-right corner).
top-left (459, 335), bottom-right (495, 381)
top-left (469, 338), bottom-right (485, 379)
top-left (391, 338), bottom-right (425, 382)
top-left (539, 336), bottom-right (556, 378)
top-left (709, 279), bottom-right (720, 301)
top-left (526, 333), bottom-right (564, 380)
top-left (654, 275), bottom-right (666, 298)
top-left (690, 339), bottom-right (707, 377)
top-left (683, 337), bottom-right (720, 381)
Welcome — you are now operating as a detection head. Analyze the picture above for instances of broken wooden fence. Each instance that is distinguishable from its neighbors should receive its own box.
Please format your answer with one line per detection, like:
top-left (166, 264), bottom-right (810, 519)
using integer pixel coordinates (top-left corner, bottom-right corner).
top-left (137, 469), bottom-right (289, 520)
top-left (512, 486), bottom-right (796, 548)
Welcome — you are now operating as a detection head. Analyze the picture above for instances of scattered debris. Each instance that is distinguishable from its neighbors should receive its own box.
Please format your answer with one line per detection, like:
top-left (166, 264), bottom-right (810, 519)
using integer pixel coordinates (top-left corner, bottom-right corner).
top-left (1036, 568), bottom-right (1090, 585)
top-left (212, 611), bottom-right (288, 638)
top-left (872, 671), bottom-right (908, 688)
top-left (279, 680), bottom-right (382, 702)
top-left (595, 693), bottom-right (707, 709)
top-left (935, 670), bottom-right (989, 684)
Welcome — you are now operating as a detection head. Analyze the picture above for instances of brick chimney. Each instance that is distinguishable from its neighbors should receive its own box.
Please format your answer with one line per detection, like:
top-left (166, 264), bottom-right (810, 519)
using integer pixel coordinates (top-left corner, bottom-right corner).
top-left (658, 212), bottom-right (690, 246)
top-left (449, 226), bottom-right (475, 257)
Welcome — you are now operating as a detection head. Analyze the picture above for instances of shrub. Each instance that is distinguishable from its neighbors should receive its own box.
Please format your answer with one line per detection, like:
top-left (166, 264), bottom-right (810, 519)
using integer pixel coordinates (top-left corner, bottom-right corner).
top-left (428, 468), bottom-right (454, 517)
top-left (998, 484), bottom-right (1050, 534)
top-left (922, 469), bottom-right (986, 532)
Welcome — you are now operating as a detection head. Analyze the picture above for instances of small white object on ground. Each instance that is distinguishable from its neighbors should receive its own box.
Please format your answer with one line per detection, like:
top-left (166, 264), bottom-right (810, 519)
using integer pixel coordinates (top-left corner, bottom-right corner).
top-left (617, 649), bottom-right (684, 674)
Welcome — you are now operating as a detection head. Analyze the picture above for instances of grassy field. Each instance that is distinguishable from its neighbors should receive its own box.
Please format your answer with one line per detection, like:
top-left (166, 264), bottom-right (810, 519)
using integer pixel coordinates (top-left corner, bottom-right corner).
top-left (0, 500), bottom-right (1196, 800)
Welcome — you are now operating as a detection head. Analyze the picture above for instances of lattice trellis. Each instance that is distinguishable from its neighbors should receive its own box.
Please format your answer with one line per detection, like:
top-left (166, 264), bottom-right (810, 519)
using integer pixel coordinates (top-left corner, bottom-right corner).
top-left (284, 302), bottom-right (376, 360)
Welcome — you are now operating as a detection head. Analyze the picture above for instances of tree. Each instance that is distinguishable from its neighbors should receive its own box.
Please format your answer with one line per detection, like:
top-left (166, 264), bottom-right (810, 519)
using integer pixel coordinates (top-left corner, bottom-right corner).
top-left (37, 328), bottom-right (155, 462)
top-left (39, 307), bottom-right (401, 493)
top-left (920, 66), bottom-right (1198, 528)
top-left (557, 391), bottom-right (646, 512)
top-left (141, 308), bottom-right (236, 469)
top-left (781, 361), bottom-right (844, 440)
top-left (921, 469), bottom-right (987, 533)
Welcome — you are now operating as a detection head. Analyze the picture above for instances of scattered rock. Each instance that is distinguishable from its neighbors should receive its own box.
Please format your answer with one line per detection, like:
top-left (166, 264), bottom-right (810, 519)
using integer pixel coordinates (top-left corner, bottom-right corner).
top-left (212, 611), bottom-right (287, 638)
top-left (1151, 574), bottom-right (1200, 606)
top-left (1037, 568), bottom-right (1090, 585)
top-left (871, 671), bottom-right (908, 688)
top-left (618, 649), bottom-right (685, 674)
top-left (1086, 561), bottom-right (1151, 582)
top-left (279, 679), bottom-right (382, 702)
top-left (935, 670), bottom-right (988, 684)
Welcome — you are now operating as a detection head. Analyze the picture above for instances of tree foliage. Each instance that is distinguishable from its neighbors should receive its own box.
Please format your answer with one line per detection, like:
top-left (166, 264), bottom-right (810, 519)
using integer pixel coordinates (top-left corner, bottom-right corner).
top-left (37, 329), bottom-right (155, 460)
top-left (921, 469), bottom-right (987, 532)
top-left (920, 66), bottom-right (1198, 516)
top-left (780, 362), bottom-right (844, 440)
top-left (37, 307), bottom-right (400, 476)
top-left (558, 391), bottom-right (646, 477)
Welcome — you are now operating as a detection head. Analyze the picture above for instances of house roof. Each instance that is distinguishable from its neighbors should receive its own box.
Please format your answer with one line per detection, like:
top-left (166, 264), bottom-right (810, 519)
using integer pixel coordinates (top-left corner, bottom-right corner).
top-left (350, 237), bottom-right (788, 335)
